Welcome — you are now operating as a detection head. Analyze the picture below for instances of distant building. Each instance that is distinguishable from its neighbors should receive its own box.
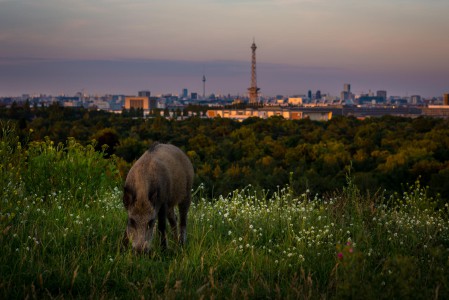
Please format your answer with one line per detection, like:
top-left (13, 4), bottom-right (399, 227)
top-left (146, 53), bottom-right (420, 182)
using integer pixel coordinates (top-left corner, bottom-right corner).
top-left (341, 83), bottom-right (354, 102)
top-left (302, 110), bottom-right (333, 121)
top-left (410, 95), bottom-right (421, 105)
top-left (92, 99), bottom-right (110, 110)
top-left (109, 95), bottom-right (126, 111)
top-left (358, 94), bottom-right (385, 105)
top-left (316, 90), bottom-right (322, 100)
top-left (422, 93), bottom-right (449, 118)
top-left (138, 90), bottom-right (151, 97)
top-left (287, 97), bottom-right (303, 105)
top-left (377, 90), bottom-right (387, 102)
top-left (232, 98), bottom-right (244, 105)
top-left (276, 98), bottom-right (286, 105)
top-left (275, 95), bottom-right (284, 100)
top-left (206, 107), bottom-right (294, 121)
top-left (206, 107), bottom-right (332, 121)
top-left (62, 100), bottom-right (82, 108)
top-left (191, 93), bottom-right (198, 100)
top-left (149, 98), bottom-right (158, 109)
top-left (125, 96), bottom-right (150, 110)
top-left (423, 105), bottom-right (449, 118)
top-left (390, 97), bottom-right (408, 105)
top-left (182, 88), bottom-right (188, 99)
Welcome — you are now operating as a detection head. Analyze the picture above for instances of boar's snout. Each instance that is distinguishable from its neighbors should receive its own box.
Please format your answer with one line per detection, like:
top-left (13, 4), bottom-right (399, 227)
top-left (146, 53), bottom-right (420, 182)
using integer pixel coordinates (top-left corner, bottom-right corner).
top-left (132, 241), bottom-right (151, 255)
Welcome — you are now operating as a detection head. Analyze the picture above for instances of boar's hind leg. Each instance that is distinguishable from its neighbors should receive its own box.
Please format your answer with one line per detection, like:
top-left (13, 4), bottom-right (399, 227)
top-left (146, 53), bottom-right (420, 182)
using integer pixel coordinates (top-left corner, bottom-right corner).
top-left (178, 199), bottom-right (190, 245)
top-left (158, 204), bottom-right (168, 250)
top-left (167, 208), bottom-right (178, 242)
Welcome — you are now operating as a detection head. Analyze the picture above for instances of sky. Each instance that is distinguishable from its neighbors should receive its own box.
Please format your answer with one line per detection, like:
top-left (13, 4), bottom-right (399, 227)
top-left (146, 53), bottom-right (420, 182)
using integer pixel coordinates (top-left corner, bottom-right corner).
top-left (0, 0), bottom-right (448, 97)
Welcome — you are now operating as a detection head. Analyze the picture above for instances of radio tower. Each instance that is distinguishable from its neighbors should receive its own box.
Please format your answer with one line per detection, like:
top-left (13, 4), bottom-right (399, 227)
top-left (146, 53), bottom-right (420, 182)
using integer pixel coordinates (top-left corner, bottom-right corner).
top-left (248, 39), bottom-right (260, 104)
top-left (202, 74), bottom-right (206, 99)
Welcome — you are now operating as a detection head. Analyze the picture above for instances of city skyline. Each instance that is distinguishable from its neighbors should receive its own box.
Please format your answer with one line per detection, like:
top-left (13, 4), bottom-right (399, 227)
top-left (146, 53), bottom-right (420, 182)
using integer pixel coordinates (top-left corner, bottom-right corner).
top-left (1, 0), bottom-right (448, 97)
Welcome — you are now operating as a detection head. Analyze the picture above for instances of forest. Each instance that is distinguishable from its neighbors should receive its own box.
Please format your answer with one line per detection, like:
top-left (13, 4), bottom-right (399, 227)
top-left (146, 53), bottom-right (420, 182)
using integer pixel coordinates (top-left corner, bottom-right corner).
top-left (2, 102), bottom-right (449, 204)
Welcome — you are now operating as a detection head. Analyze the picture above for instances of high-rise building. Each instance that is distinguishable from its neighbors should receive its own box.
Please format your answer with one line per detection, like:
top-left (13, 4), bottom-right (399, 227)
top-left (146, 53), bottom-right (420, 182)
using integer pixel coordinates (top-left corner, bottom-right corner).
top-left (377, 90), bottom-right (387, 102)
top-left (316, 90), bottom-right (322, 100)
top-left (308, 90), bottom-right (312, 100)
top-left (341, 84), bottom-right (353, 101)
top-left (410, 95), bottom-right (421, 105)
top-left (444, 93), bottom-right (449, 105)
top-left (138, 90), bottom-right (151, 97)
top-left (248, 40), bottom-right (260, 104)
top-left (182, 88), bottom-right (188, 99)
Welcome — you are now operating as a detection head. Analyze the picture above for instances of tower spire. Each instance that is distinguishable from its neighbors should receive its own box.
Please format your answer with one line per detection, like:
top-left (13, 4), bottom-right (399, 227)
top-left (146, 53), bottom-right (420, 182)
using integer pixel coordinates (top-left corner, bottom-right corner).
top-left (248, 39), bottom-right (260, 104)
top-left (202, 74), bottom-right (206, 99)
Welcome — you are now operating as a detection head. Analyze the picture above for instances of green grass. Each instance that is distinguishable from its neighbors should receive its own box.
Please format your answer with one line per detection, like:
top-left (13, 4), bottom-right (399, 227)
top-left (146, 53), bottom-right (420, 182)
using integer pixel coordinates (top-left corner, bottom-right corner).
top-left (1, 123), bottom-right (449, 299)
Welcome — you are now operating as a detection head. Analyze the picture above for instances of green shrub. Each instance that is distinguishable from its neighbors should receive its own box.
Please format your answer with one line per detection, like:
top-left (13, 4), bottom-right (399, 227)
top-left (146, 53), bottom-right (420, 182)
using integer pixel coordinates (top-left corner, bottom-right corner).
top-left (23, 137), bottom-right (120, 203)
top-left (0, 122), bottom-right (121, 206)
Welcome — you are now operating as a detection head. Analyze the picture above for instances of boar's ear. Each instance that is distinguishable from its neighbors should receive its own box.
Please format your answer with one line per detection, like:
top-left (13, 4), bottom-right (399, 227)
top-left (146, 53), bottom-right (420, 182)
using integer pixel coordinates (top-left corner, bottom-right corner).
top-left (123, 186), bottom-right (135, 209)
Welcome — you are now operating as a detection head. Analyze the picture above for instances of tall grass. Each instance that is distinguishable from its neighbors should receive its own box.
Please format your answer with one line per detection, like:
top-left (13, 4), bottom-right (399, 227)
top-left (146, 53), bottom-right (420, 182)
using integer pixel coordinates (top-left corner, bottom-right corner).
top-left (22, 136), bottom-right (120, 204)
top-left (1, 123), bottom-right (448, 299)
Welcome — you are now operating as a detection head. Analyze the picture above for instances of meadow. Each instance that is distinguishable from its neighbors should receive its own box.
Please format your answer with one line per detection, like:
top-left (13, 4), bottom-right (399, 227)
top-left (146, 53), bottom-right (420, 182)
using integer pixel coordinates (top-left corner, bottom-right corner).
top-left (1, 123), bottom-right (449, 299)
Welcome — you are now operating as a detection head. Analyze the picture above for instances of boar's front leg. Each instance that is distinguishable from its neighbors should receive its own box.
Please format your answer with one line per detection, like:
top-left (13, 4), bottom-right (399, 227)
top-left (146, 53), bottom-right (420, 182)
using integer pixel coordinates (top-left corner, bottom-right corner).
top-left (158, 204), bottom-right (167, 250)
top-left (167, 208), bottom-right (178, 243)
top-left (178, 200), bottom-right (190, 245)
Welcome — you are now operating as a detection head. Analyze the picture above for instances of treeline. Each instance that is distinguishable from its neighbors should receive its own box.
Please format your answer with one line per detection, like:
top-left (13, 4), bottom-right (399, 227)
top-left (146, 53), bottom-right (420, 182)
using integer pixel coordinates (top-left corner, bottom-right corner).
top-left (2, 102), bottom-right (449, 202)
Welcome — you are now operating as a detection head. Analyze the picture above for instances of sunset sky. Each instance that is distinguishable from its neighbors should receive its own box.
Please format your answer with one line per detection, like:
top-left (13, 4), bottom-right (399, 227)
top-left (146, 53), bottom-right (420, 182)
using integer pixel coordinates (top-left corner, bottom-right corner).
top-left (1, 0), bottom-right (448, 97)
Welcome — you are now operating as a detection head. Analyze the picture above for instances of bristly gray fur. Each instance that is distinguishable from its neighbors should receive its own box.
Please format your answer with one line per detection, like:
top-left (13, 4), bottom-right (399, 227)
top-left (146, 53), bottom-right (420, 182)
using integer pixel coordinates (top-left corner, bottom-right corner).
top-left (122, 143), bottom-right (194, 253)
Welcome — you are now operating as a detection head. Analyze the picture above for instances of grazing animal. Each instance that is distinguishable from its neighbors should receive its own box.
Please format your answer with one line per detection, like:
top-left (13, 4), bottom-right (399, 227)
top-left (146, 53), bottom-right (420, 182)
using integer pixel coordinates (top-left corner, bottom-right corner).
top-left (122, 143), bottom-right (194, 253)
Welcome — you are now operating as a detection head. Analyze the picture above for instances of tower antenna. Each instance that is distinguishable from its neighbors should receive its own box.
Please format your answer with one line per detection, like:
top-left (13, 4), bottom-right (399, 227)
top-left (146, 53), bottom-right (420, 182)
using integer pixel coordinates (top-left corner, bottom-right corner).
top-left (202, 66), bottom-right (206, 100)
top-left (202, 74), bottom-right (206, 99)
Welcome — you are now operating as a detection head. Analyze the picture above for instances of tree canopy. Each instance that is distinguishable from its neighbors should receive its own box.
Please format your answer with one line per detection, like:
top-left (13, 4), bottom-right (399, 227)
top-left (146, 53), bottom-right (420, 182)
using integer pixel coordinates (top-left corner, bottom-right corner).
top-left (2, 104), bottom-right (449, 203)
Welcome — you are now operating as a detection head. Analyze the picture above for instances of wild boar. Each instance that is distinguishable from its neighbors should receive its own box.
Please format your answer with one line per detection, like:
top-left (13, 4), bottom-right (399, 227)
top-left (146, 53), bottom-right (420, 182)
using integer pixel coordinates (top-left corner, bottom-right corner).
top-left (122, 142), bottom-right (194, 253)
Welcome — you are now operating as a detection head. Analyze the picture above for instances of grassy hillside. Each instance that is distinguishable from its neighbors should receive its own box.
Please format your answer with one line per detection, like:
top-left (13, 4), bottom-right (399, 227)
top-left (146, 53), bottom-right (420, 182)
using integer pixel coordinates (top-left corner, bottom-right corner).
top-left (1, 124), bottom-right (449, 299)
